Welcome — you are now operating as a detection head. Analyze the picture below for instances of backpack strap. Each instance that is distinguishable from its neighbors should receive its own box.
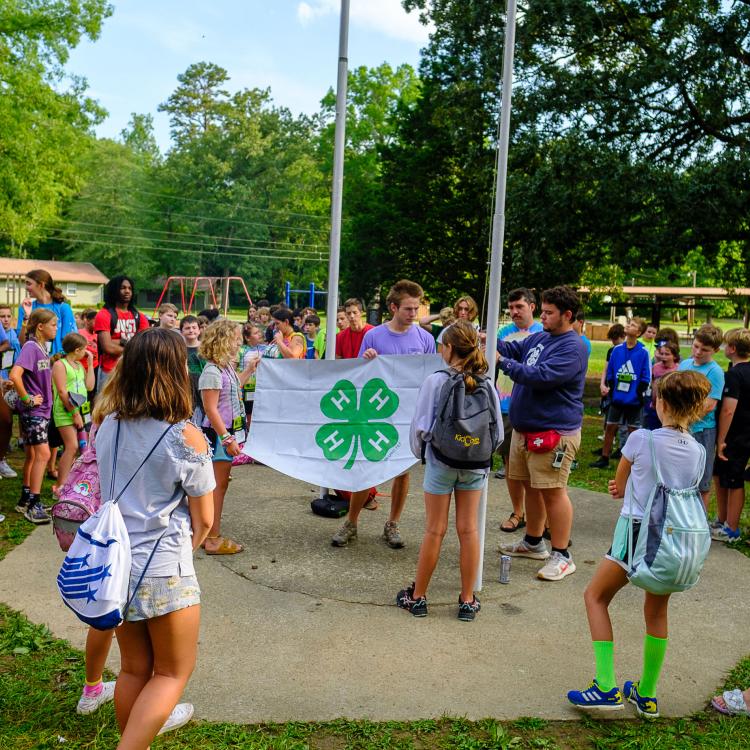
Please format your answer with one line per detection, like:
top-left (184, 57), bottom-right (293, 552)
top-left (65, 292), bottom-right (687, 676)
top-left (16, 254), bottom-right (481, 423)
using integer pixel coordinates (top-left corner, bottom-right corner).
top-left (106, 419), bottom-right (181, 618)
top-left (108, 421), bottom-right (175, 505)
top-left (647, 430), bottom-right (664, 487)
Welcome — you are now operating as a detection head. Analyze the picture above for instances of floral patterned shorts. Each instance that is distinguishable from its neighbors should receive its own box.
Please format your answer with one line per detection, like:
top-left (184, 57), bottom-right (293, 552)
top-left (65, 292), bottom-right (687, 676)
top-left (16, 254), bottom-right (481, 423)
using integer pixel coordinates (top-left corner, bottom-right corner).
top-left (125, 574), bottom-right (201, 622)
top-left (19, 414), bottom-right (50, 446)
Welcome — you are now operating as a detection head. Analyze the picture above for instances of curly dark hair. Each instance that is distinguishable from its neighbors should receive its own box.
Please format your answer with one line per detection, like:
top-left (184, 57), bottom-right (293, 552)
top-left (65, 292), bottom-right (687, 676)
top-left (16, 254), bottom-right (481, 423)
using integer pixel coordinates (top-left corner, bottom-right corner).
top-left (541, 286), bottom-right (580, 317)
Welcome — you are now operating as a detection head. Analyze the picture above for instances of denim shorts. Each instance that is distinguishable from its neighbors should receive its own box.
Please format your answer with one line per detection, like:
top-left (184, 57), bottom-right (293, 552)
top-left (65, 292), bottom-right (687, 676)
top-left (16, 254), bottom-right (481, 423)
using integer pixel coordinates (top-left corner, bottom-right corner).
top-left (605, 515), bottom-right (642, 572)
top-left (423, 461), bottom-right (486, 494)
top-left (126, 574), bottom-right (201, 622)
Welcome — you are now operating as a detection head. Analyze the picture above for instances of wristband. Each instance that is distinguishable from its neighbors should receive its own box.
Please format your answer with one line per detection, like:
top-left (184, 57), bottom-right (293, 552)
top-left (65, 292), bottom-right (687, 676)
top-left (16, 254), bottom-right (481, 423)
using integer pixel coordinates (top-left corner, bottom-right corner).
top-left (219, 432), bottom-right (231, 442)
top-left (21, 394), bottom-right (31, 403)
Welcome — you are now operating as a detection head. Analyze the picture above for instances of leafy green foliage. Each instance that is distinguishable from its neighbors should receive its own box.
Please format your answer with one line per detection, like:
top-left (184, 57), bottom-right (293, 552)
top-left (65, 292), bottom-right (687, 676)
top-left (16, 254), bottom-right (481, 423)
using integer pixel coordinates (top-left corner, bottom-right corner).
top-left (0, 0), bottom-right (111, 250)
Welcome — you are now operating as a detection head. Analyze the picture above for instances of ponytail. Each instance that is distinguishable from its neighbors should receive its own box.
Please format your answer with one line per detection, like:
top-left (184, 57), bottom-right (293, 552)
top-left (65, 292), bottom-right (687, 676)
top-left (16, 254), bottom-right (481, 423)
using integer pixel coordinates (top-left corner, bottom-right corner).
top-left (441, 319), bottom-right (488, 392)
top-left (26, 269), bottom-right (65, 303)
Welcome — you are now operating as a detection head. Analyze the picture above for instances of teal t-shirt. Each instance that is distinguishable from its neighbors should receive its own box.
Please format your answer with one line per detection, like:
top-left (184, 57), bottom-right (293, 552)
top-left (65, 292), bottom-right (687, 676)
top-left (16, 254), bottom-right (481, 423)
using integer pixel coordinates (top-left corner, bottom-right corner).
top-left (678, 358), bottom-right (724, 433)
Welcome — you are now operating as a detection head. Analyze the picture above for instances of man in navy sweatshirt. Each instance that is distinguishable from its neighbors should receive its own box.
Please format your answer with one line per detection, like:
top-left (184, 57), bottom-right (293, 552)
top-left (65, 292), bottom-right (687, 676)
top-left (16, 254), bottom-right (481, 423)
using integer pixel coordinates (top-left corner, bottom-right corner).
top-left (590, 317), bottom-right (651, 469)
top-left (498, 286), bottom-right (589, 582)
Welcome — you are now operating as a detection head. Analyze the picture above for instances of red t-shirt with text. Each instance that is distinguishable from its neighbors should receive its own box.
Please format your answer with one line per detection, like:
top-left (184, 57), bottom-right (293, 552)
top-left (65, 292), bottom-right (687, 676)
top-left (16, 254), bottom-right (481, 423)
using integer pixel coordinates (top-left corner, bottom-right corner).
top-left (93, 308), bottom-right (149, 373)
top-left (336, 324), bottom-right (374, 359)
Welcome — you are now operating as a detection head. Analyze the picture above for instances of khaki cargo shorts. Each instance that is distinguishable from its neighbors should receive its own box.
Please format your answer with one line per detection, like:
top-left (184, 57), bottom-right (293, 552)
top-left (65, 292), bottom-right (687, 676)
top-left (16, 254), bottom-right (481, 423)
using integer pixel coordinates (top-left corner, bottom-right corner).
top-left (506, 429), bottom-right (581, 489)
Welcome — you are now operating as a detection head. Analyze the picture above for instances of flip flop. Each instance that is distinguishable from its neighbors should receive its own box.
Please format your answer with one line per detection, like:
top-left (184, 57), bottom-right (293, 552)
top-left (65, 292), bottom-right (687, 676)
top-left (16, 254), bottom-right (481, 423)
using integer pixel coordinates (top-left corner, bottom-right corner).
top-left (364, 497), bottom-right (379, 510)
top-left (500, 512), bottom-right (525, 533)
top-left (204, 536), bottom-right (244, 555)
top-left (712, 690), bottom-right (750, 717)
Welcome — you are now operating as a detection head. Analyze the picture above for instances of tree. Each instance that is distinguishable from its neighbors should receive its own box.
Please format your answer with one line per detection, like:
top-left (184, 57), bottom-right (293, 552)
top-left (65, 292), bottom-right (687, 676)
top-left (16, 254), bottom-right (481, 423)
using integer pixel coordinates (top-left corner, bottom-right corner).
top-left (52, 117), bottom-right (162, 289)
top-left (316, 63), bottom-right (421, 303)
top-left (0, 0), bottom-right (111, 253)
top-left (155, 64), bottom-right (329, 298)
top-left (387, 0), bottom-right (750, 301)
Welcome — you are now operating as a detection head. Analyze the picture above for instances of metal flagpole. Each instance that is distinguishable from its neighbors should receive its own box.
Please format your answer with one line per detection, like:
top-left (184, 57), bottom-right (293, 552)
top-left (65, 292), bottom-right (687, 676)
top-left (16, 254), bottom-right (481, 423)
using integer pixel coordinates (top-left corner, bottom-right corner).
top-left (319, 0), bottom-right (350, 501)
top-left (323, 0), bottom-right (350, 358)
top-left (476, 0), bottom-right (518, 591)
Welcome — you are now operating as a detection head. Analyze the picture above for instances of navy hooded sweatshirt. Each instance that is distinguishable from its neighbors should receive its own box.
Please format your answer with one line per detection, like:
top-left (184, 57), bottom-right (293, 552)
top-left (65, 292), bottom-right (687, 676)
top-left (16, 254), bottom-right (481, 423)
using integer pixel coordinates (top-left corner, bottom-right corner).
top-left (498, 329), bottom-right (588, 433)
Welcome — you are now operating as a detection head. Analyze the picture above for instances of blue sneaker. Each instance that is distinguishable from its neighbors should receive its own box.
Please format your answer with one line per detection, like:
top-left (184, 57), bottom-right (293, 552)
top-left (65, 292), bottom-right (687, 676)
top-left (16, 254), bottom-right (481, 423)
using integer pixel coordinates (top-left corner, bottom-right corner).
top-left (567, 679), bottom-right (624, 711)
top-left (623, 680), bottom-right (659, 718)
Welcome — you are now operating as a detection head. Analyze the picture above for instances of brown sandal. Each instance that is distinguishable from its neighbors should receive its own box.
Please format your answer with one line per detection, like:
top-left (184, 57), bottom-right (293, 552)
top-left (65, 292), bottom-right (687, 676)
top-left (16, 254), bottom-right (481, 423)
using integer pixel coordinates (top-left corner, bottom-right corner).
top-left (203, 536), bottom-right (244, 555)
top-left (500, 512), bottom-right (526, 533)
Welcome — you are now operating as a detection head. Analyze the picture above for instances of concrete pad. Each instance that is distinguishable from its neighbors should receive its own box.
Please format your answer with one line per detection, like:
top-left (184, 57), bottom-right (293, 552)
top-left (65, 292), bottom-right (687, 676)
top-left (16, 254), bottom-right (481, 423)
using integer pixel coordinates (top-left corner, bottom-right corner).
top-left (1, 463), bottom-right (749, 723)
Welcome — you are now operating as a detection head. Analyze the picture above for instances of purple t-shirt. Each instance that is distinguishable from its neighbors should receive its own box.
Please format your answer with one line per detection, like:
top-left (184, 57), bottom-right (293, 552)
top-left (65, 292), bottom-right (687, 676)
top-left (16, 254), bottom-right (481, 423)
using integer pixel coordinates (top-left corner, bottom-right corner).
top-left (357, 323), bottom-right (437, 357)
top-left (15, 340), bottom-right (52, 418)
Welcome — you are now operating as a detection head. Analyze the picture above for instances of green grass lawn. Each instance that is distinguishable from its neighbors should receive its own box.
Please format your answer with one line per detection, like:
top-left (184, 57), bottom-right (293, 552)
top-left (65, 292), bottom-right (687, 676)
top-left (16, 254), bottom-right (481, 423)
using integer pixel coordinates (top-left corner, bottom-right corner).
top-left (2, 602), bottom-right (750, 750)
top-left (2, 409), bottom-right (750, 748)
top-left (586, 341), bottom-right (729, 378)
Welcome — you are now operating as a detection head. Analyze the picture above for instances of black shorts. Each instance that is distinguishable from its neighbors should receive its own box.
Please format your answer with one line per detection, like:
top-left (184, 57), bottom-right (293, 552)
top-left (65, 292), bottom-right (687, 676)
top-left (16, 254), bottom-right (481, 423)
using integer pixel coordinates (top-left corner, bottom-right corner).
top-left (606, 402), bottom-right (643, 429)
top-left (714, 440), bottom-right (750, 490)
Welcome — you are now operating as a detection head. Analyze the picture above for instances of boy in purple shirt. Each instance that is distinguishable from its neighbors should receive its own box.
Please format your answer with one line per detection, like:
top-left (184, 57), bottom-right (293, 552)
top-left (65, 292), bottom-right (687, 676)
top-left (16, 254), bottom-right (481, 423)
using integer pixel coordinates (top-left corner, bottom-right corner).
top-left (332, 280), bottom-right (436, 549)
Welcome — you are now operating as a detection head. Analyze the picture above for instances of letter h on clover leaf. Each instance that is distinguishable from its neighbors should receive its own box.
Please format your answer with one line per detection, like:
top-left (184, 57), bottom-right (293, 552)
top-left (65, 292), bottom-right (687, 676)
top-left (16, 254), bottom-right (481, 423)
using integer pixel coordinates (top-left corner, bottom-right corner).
top-left (315, 378), bottom-right (400, 470)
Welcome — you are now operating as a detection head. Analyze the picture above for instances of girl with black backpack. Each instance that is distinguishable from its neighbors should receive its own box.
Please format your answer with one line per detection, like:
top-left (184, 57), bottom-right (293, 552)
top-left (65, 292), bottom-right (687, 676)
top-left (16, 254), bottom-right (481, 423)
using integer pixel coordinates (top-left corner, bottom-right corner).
top-left (396, 320), bottom-right (501, 621)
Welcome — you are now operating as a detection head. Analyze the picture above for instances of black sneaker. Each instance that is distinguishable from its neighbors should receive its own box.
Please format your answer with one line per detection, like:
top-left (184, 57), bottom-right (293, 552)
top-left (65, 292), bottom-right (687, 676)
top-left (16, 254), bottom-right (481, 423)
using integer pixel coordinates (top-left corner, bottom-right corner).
top-left (24, 502), bottom-right (50, 525)
top-left (611, 448), bottom-right (622, 459)
top-left (591, 447), bottom-right (603, 456)
top-left (457, 595), bottom-right (481, 622)
top-left (396, 584), bottom-right (427, 617)
top-left (589, 456), bottom-right (610, 469)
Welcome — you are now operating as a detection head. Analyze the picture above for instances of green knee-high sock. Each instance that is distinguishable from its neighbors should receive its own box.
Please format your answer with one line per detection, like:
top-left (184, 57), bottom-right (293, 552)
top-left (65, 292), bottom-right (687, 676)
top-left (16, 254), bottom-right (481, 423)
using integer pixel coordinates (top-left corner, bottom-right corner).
top-left (639, 634), bottom-right (668, 697)
top-left (592, 641), bottom-right (616, 691)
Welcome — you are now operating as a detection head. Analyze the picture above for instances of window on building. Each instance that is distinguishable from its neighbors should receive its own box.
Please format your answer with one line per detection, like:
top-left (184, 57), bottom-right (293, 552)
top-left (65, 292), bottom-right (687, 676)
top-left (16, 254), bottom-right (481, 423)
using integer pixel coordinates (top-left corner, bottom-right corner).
top-left (66, 283), bottom-right (77, 296)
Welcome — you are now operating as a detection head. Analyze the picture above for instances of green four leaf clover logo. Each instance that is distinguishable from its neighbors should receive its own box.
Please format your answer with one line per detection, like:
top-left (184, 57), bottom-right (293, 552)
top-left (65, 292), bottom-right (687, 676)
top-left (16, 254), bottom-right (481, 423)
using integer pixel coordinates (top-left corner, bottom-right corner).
top-left (315, 378), bottom-right (400, 470)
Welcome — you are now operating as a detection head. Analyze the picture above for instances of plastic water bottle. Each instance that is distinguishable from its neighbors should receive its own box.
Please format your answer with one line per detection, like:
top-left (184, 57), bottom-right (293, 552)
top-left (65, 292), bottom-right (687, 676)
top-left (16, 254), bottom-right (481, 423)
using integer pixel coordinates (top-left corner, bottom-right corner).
top-left (78, 430), bottom-right (88, 452)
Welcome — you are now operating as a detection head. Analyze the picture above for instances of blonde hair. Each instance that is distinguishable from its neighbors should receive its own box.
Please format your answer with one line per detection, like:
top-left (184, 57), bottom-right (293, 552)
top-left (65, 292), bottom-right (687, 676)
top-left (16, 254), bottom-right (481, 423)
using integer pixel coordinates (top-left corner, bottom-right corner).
top-left (655, 370), bottom-right (711, 428)
top-left (724, 328), bottom-right (750, 359)
top-left (158, 302), bottom-right (178, 316)
top-left (439, 306), bottom-right (456, 325)
top-left (198, 319), bottom-right (239, 367)
top-left (441, 320), bottom-right (488, 392)
top-left (454, 295), bottom-right (478, 321)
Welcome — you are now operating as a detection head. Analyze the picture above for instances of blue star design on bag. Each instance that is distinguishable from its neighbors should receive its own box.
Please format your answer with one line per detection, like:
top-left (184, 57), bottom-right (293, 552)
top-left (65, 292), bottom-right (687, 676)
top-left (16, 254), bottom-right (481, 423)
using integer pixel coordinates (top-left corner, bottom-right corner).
top-left (57, 553), bottom-right (112, 603)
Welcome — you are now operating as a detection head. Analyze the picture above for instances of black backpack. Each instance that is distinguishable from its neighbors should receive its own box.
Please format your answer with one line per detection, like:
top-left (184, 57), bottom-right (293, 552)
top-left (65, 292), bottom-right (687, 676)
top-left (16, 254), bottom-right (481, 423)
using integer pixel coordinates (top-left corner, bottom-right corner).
top-left (310, 494), bottom-right (349, 519)
top-left (423, 370), bottom-right (500, 470)
top-left (104, 305), bottom-right (141, 334)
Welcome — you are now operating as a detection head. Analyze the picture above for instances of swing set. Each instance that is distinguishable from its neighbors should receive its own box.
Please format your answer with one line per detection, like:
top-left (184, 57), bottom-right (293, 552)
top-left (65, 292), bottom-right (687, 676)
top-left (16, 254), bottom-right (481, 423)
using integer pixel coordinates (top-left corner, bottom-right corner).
top-left (153, 276), bottom-right (253, 317)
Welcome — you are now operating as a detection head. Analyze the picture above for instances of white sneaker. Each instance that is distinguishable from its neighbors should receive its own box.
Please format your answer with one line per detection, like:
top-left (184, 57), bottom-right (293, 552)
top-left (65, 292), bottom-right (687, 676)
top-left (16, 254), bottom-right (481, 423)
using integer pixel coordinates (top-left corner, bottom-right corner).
top-left (158, 702), bottom-right (195, 735)
top-left (537, 550), bottom-right (576, 581)
top-left (499, 537), bottom-right (550, 560)
top-left (76, 680), bottom-right (116, 714)
top-left (0, 460), bottom-right (16, 478)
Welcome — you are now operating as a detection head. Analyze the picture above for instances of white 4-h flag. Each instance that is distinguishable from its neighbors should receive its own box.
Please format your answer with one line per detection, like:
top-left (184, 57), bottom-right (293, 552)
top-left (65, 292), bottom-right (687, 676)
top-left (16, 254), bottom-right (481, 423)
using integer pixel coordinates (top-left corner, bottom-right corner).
top-left (244, 354), bottom-right (443, 491)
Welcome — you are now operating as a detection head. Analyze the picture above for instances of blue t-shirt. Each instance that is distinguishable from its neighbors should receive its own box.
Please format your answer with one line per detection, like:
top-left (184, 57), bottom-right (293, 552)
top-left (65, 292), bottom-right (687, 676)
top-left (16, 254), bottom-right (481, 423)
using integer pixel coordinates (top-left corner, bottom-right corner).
top-left (678, 358), bottom-right (724, 433)
top-left (581, 335), bottom-right (592, 358)
top-left (16, 301), bottom-right (77, 356)
top-left (0, 326), bottom-right (20, 379)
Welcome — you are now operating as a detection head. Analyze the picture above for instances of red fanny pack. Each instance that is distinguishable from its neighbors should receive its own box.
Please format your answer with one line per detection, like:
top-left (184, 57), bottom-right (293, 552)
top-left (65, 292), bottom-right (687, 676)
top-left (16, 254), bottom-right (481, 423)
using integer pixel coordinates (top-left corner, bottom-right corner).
top-left (524, 430), bottom-right (561, 453)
